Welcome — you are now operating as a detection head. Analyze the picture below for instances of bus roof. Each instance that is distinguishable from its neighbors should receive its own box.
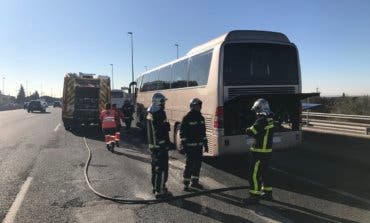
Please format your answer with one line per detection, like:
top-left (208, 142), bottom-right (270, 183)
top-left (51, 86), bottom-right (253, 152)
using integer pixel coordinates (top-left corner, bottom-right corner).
top-left (138, 30), bottom-right (291, 78)
top-left (186, 30), bottom-right (290, 56)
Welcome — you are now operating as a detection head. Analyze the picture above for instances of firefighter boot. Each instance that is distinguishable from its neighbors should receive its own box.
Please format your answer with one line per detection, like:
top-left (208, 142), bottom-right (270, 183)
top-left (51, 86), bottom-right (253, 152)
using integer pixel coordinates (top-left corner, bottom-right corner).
top-left (190, 180), bottom-right (204, 190)
top-left (261, 191), bottom-right (273, 201)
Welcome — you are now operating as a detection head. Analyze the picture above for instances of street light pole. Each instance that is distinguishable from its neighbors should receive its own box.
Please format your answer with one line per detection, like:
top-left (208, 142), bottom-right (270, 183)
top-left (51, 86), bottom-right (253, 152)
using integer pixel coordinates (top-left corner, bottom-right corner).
top-left (2, 77), bottom-right (4, 95)
top-left (128, 32), bottom-right (134, 83)
top-left (175, 44), bottom-right (179, 59)
top-left (110, 64), bottom-right (114, 89)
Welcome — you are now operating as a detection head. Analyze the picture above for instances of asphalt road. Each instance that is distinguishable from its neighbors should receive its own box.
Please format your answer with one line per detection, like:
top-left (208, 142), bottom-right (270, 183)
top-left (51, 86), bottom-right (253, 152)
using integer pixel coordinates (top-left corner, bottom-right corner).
top-left (0, 108), bottom-right (369, 223)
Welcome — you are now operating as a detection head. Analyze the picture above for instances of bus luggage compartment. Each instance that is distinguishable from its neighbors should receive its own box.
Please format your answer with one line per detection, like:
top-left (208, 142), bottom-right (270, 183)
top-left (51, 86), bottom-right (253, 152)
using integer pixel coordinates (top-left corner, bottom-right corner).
top-left (223, 93), bottom-right (318, 136)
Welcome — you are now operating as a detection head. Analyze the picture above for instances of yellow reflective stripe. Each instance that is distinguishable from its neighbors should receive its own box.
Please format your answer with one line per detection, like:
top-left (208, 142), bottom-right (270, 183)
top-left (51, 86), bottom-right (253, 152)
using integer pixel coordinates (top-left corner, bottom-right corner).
top-left (264, 124), bottom-right (274, 130)
top-left (250, 148), bottom-right (272, 153)
top-left (189, 121), bottom-right (198, 125)
top-left (191, 176), bottom-right (199, 179)
top-left (158, 140), bottom-right (166, 145)
top-left (253, 160), bottom-right (260, 191)
top-left (249, 190), bottom-right (264, 195)
top-left (263, 129), bottom-right (270, 149)
top-left (184, 178), bottom-right (191, 182)
top-left (262, 186), bottom-right (272, 192)
top-left (149, 144), bottom-right (160, 149)
top-left (250, 126), bottom-right (258, 135)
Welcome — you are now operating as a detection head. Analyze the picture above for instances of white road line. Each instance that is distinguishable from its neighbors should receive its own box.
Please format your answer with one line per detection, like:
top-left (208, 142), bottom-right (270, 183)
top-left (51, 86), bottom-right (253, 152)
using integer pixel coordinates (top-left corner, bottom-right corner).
top-left (54, 123), bottom-right (61, 132)
top-left (271, 166), bottom-right (370, 205)
top-left (26, 115), bottom-right (35, 118)
top-left (3, 177), bottom-right (33, 223)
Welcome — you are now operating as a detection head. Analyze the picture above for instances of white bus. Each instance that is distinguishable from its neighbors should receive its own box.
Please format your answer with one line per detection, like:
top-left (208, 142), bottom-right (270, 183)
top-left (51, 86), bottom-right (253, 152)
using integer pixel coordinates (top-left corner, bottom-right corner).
top-left (133, 30), bottom-right (317, 156)
top-left (111, 89), bottom-right (131, 108)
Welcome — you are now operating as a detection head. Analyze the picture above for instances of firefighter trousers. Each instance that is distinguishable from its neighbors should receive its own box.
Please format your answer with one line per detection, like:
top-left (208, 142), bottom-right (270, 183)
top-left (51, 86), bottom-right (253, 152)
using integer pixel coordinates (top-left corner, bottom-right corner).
top-left (249, 151), bottom-right (272, 196)
top-left (151, 149), bottom-right (169, 192)
top-left (183, 146), bottom-right (203, 184)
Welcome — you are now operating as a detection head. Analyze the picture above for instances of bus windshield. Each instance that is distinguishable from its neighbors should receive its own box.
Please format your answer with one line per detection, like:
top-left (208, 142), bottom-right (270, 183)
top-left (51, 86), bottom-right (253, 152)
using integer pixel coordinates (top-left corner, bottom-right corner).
top-left (223, 43), bottom-right (299, 85)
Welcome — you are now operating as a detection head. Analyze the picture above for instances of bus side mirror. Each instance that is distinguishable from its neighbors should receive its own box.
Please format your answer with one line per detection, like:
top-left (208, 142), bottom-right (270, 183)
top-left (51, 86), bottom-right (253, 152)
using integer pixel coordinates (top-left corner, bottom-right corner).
top-left (129, 81), bottom-right (137, 94)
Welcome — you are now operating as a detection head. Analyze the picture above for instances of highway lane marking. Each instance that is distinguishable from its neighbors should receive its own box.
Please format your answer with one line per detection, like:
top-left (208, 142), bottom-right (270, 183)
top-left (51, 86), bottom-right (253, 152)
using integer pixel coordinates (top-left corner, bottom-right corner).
top-left (271, 166), bottom-right (370, 205)
top-left (26, 115), bottom-right (35, 118)
top-left (54, 123), bottom-right (61, 132)
top-left (2, 177), bottom-right (33, 223)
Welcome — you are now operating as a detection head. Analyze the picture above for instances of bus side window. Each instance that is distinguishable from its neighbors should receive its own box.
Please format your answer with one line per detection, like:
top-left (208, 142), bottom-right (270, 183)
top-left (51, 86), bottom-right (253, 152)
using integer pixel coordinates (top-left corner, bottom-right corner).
top-left (158, 66), bottom-right (171, 90)
top-left (171, 59), bottom-right (188, 89)
top-left (188, 50), bottom-right (212, 87)
top-left (141, 74), bottom-right (148, 92)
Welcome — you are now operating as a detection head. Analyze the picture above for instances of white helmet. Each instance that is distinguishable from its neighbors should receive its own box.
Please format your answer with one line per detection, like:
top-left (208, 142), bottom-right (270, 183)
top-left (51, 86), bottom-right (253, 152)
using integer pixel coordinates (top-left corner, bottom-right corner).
top-left (189, 98), bottom-right (202, 110)
top-left (251, 98), bottom-right (271, 115)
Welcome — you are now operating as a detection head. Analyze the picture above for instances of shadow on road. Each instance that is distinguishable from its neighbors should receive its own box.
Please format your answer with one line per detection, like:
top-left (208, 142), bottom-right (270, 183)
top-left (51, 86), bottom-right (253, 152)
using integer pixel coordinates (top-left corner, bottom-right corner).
top-left (260, 200), bottom-right (359, 223)
top-left (27, 111), bottom-right (51, 114)
top-left (203, 131), bottom-right (370, 213)
top-left (168, 198), bottom-right (254, 223)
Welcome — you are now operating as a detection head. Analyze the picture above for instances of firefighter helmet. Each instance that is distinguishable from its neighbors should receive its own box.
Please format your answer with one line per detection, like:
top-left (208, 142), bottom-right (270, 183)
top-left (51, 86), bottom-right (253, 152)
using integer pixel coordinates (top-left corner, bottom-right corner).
top-left (148, 92), bottom-right (167, 113)
top-left (151, 92), bottom-right (167, 106)
top-left (251, 98), bottom-right (271, 115)
top-left (189, 98), bottom-right (202, 110)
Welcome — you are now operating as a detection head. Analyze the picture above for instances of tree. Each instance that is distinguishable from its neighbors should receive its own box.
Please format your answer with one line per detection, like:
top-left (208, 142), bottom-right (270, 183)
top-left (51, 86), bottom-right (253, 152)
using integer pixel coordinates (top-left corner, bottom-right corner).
top-left (16, 85), bottom-right (26, 103)
top-left (28, 91), bottom-right (40, 100)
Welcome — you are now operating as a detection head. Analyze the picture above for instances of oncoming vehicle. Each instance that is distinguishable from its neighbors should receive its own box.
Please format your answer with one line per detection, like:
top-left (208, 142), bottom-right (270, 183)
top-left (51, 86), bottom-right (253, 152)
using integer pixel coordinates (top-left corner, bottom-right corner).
top-left (133, 30), bottom-right (318, 156)
top-left (53, 101), bottom-right (61, 107)
top-left (28, 100), bottom-right (47, 113)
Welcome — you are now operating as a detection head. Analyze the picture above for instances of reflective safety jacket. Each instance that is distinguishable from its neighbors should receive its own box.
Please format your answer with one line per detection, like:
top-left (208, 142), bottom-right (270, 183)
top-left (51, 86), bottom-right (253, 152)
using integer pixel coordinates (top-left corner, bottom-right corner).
top-left (100, 109), bottom-right (117, 129)
top-left (246, 114), bottom-right (275, 153)
top-left (146, 109), bottom-right (170, 151)
top-left (180, 110), bottom-right (208, 147)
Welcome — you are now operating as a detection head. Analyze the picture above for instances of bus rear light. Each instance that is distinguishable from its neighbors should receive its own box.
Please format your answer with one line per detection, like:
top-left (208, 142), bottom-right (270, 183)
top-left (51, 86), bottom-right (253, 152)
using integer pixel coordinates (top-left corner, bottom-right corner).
top-left (214, 106), bottom-right (224, 129)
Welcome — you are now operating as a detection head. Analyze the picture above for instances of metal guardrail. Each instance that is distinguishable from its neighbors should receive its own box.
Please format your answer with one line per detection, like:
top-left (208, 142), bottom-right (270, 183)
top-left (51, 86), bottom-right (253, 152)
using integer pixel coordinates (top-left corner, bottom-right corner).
top-left (302, 112), bottom-right (370, 136)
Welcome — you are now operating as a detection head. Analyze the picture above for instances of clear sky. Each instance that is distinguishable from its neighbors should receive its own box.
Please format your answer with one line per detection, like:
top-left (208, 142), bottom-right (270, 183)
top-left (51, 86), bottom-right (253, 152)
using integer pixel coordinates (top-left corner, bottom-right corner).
top-left (1, 0), bottom-right (369, 97)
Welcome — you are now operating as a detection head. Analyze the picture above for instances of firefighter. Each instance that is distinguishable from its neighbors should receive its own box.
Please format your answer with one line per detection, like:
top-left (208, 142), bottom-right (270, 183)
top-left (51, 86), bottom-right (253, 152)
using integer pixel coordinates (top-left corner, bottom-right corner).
top-left (243, 98), bottom-right (275, 205)
top-left (112, 103), bottom-right (124, 132)
top-left (146, 92), bottom-right (173, 198)
top-left (180, 98), bottom-right (208, 191)
top-left (100, 103), bottom-right (117, 137)
top-left (121, 99), bottom-right (134, 130)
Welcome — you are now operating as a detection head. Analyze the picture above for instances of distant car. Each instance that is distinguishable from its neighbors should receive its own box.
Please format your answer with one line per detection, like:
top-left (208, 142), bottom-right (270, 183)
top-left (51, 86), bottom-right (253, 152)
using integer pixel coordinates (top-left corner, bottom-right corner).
top-left (28, 100), bottom-right (47, 113)
top-left (53, 101), bottom-right (61, 107)
top-left (23, 102), bottom-right (30, 109)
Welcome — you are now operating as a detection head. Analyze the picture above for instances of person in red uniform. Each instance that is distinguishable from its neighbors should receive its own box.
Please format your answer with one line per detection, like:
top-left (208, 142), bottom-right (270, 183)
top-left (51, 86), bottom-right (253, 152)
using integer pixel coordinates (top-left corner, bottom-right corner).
top-left (112, 104), bottom-right (124, 132)
top-left (100, 103), bottom-right (117, 136)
